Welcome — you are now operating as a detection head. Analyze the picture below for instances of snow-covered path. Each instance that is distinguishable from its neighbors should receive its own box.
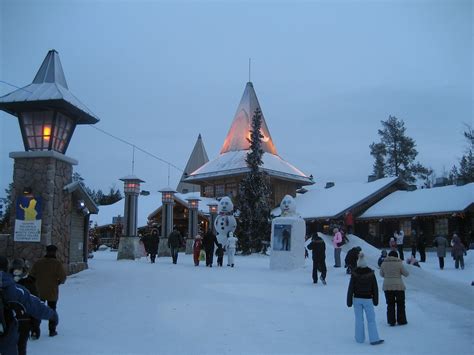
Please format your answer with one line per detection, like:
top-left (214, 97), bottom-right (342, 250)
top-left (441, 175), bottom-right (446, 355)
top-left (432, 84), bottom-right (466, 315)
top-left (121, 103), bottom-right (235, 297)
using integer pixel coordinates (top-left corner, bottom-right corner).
top-left (29, 238), bottom-right (473, 355)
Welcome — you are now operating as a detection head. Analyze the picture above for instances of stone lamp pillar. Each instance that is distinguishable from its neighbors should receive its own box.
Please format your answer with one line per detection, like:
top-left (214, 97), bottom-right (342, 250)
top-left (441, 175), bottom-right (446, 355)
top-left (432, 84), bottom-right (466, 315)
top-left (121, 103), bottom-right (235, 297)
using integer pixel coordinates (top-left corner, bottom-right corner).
top-left (0, 50), bottom-right (99, 270)
top-left (207, 202), bottom-right (218, 234)
top-left (186, 197), bottom-right (200, 254)
top-left (117, 175), bottom-right (144, 260)
top-left (159, 187), bottom-right (176, 257)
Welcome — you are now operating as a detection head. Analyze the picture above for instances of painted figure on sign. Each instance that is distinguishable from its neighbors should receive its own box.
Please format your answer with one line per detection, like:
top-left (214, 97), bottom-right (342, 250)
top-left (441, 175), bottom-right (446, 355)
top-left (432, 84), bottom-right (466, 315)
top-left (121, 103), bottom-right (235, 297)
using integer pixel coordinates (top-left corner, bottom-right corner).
top-left (214, 196), bottom-right (237, 247)
top-left (20, 198), bottom-right (38, 221)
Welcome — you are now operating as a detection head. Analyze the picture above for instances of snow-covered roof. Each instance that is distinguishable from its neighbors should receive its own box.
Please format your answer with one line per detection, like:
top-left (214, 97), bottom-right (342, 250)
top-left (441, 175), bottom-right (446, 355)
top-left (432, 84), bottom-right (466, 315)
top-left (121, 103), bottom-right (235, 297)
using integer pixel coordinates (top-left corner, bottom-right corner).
top-left (220, 82), bottom-right (277, 155)
top-left (273, 177), bottom-right (400, 219)
top-left (0, 50), bottom-right (99, 124)
top-left (90, 192), bottom-right (218, 228)
top-left (359, 183), bottom-right (474, 219)
top-left (186, 150), bottom-right (313, 185)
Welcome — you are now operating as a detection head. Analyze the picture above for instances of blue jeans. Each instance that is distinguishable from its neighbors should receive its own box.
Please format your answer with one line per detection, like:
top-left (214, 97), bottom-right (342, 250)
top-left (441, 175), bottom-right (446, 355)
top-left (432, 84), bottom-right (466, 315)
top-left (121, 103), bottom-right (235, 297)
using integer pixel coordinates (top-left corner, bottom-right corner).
top-left (353, 298), bottom-right (381, 343)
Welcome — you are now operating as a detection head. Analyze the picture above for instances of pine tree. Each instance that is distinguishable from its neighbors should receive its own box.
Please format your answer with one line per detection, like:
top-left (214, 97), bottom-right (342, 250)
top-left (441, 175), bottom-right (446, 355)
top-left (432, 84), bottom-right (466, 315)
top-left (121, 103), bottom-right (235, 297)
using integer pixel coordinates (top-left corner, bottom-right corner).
top-left (0, 183), bottom-right (13, 233)
top-left (370, 115), bottom-right (428, 184)
top-left (369, 142), bottom-right (386, 179)
top-left (237, 108), bottom-right (272, 254)
top-left (457, 125), bottom-right (474, 183)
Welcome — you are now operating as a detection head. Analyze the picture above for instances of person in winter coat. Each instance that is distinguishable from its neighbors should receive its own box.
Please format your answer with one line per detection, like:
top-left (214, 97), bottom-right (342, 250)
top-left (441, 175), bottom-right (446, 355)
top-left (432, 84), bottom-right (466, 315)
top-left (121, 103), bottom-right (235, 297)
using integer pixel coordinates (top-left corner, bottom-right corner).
top-left (394, 230), bottom-right (404, 260)
top-left (168, 228), bottom-right (183, 264)
top-left (417, 230), bottom-right (426, 262)
top-left (29, 245), bottom-right (66, 337)
top-left (389, 237), bottom-right (397, 252)
top-left (145, 229), bottom-right (160, 263)
top-left (410, 231), bottom-right (418, 258)
top-left (226, 231), bottom-right (238, 267)
top-left (347, 252), bottom-right (384, 345)
top-left (451, 234), bottom-right (467, 270)
top-left (344, 211), bottom-right (354, 235)
top-left (9, 259), bottom-right (41, 355)
top-left (433, 235), bottom-right (449, 269)
top-left (378, 250), bottom-right (388, 268)
top-left (345, 246), bottom-right (362, 275)
top-left (332, 228), bottom-right (342, 267)
top-left (202, 230), bottom-right (219, 267)
top-left (380, 250), bottom-right (409, 326)
top-left (193, 235), bottom-right (203, 266)
top-left (307, 233), bottom-right (327, 284)
top-left (215, 244), bottom-right (224, 267)
top-left (0, 256), bottom-right (58, 355)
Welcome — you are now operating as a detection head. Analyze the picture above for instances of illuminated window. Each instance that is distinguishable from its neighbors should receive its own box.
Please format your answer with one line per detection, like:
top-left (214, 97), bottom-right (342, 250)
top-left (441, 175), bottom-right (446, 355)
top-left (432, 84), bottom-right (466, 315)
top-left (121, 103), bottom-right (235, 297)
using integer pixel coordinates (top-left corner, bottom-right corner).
top-left (400, 220), bottom-right (411, 236)
top-left (204, 185), bottom-right (214, 197)
top-left (434, 218), bottom-right (449, 236)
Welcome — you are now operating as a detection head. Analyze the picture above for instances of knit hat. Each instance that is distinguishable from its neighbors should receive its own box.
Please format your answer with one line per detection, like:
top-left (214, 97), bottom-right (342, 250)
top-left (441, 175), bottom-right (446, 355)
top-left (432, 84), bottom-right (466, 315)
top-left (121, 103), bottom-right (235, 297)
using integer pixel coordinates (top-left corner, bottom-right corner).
top-left (46, 245), bottom-right (58, 253)
top-left (357, 252), bottom-right (368, 268)
top-left (11, 258), bottom-right (25, 271)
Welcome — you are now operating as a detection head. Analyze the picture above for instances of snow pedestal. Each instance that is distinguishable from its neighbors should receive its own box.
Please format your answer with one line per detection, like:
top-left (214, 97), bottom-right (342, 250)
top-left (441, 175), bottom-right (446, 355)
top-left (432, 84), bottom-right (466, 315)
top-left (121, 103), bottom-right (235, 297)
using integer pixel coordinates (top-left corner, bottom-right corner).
top-left (270, 195), bottom-right (306, 270)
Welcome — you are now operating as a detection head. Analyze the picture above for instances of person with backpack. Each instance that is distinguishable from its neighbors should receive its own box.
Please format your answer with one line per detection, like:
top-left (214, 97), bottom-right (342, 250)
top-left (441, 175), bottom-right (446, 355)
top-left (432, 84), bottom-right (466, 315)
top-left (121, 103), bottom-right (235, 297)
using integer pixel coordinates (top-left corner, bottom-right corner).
top-left (306, 233), bottom-right (327, 284)
top-left (9, 259), bottom-right (40, 355)
top-left (0, 256), bottom-right (58, 355)
top-left (346, 252), bottom-right (384, 345)
top-left (29, 244), bottom-right (66, 337)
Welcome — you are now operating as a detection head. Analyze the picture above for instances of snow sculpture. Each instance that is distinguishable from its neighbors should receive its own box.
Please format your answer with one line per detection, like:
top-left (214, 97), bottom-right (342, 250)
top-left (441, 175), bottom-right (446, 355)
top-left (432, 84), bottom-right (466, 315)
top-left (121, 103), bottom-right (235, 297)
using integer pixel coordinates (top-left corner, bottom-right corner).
top-left (270, 195), bottom-right (306, 270)
top-left (214, 196), bottom-right (237, 247)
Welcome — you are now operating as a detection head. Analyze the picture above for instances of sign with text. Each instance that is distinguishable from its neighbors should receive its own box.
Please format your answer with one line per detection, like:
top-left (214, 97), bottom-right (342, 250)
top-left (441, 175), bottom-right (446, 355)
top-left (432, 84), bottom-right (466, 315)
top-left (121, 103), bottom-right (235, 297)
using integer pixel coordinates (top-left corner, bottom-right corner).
top-left (14, 195), bottom-right (42, 242)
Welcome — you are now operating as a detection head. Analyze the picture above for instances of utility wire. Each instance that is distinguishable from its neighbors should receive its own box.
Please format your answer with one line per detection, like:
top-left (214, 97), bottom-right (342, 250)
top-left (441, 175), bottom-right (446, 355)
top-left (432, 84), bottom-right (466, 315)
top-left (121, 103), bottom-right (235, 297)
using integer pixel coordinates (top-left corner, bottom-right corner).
top-left (1, 79), bottom-right (184, 174)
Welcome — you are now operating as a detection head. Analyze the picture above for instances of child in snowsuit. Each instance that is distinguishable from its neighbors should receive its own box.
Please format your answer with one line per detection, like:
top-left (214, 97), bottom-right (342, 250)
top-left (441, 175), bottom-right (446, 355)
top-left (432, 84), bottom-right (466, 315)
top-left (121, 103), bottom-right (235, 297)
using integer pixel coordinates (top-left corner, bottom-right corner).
top-left (345, 246), bottom-right (362, 275)
top-left (193, 235), bottom-right (203, 266)
top-left (215, 244), bottom-right (224, 267)
top-left (378, 250), bottom-right (388, 268)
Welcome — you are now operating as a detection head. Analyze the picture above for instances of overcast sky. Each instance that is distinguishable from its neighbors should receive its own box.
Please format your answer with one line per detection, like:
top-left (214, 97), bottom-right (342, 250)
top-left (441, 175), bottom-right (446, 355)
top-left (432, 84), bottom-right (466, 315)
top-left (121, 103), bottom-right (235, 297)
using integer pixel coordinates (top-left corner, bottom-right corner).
top-left (0, 0), bottom-right (472, 198)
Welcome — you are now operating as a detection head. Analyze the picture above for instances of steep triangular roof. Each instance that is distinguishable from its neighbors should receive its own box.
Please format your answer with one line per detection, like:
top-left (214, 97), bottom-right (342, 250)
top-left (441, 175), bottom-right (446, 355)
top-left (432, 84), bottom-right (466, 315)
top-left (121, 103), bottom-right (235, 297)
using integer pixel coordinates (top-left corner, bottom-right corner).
top-left (220, 82), bottom-right (277, 155)
top-left (32, 49), bottom-right (69, 88)
top-left (0, 50), bottom-right (99, 124)
top-left (177, 134), bottom-right (210, 193)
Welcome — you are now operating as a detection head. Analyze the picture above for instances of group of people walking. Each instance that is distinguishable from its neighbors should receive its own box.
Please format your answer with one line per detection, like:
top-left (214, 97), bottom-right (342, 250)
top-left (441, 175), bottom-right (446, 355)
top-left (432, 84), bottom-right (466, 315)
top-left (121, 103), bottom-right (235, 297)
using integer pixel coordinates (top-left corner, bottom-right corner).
top-left (0, 244), bottom-right (66, 355)
top-left (193, 231), bottom-right (238, 268)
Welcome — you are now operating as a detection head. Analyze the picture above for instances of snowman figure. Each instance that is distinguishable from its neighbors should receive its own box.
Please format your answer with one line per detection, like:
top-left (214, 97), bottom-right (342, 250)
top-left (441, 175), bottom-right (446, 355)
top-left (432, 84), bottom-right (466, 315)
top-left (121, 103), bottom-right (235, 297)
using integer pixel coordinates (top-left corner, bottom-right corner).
top-left (214, 196), bottom-right (237, 247)
top-left (280, 195), bottom-right (297, 217)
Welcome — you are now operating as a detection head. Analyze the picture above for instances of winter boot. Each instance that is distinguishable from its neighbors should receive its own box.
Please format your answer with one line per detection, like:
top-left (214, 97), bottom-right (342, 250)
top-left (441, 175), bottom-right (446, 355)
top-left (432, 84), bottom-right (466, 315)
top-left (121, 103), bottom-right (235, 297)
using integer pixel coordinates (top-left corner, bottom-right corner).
top-left (370, 340), bottom-right (384, 345)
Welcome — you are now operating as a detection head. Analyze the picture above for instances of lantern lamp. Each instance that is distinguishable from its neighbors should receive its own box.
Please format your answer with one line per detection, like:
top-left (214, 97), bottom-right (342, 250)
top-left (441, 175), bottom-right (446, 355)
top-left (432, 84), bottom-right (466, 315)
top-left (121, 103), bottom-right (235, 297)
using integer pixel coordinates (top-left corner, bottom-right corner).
top-left (0, 50), bottom-right (99, 154)
top-left (159, 187), bottom-right (177, 203)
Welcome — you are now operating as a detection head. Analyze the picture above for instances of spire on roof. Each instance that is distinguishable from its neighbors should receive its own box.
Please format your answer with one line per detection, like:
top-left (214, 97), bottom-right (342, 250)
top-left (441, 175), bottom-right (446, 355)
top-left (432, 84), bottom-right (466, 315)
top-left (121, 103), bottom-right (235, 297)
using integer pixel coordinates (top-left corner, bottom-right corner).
top-left (220, 82), bottom-right (277, 155)
top-left (32, 49), bottom-right (68, 88)
top-left (177, 134), bottom-right (210, 193)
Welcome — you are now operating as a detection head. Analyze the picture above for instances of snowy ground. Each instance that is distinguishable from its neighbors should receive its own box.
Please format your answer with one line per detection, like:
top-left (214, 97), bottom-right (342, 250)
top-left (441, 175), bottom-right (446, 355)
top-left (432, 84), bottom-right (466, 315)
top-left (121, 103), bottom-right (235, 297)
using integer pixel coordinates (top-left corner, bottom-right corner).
top-left (29, 235), bottom-right (473, 355)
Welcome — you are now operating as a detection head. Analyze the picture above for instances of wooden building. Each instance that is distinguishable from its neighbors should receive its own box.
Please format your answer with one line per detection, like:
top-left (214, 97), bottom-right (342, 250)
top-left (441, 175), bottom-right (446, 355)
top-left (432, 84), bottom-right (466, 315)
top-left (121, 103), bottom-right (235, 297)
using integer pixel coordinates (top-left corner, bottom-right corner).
top-left (357, 182), bottom-right (474, 247)
top-left (183, 82), bottom-right (314, 207)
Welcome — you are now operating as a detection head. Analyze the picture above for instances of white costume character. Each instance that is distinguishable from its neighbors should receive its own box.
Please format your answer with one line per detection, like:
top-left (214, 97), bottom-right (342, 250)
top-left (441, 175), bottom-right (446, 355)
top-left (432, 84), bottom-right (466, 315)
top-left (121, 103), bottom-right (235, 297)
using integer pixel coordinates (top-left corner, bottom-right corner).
top-left (214, 196), bottom-right (237, 247)
top-left (226, 231), bottom-right (238, 267)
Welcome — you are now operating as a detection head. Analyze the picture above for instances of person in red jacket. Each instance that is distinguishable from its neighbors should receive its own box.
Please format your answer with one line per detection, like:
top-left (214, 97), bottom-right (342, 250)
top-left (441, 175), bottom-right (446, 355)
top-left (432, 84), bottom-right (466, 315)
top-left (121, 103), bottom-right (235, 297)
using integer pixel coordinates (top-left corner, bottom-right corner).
top-left (345, 211), bottom-right (354, 235)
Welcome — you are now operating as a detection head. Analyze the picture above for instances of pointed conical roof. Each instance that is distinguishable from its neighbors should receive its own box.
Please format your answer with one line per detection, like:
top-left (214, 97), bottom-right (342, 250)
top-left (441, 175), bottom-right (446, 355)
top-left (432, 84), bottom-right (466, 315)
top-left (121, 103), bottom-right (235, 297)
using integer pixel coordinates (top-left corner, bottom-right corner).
top-left (32, 49), bottom-right (69, 88)
top-left (0, 50), bottom-right (99, 124)
top-left (177, 134), bottom-right (210, 193)
top-left (220, 82), bottom-right (277, 155)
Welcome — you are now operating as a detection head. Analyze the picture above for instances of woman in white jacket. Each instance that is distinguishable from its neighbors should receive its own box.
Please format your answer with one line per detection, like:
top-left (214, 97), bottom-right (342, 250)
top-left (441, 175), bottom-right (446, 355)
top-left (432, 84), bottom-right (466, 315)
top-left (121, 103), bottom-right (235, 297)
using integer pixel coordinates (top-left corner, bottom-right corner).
top-left (226, 231), bottom-right (238, 267)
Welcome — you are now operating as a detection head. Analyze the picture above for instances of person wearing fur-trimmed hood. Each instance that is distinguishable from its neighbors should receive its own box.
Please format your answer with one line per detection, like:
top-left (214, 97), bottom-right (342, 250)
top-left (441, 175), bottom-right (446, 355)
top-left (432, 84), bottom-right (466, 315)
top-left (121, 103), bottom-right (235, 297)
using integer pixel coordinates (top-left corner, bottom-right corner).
top-left (347, 252), bottom-right (384, 345)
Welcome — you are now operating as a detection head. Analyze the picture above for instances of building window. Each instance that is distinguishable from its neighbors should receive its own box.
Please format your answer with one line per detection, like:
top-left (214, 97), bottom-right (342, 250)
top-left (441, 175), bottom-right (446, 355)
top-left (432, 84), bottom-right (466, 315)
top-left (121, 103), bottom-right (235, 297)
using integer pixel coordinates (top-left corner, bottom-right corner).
top-left (400, 220), bottom-right (411, 237)
top-left (368, 223), bottom-right (377, 237)
top-left (226, 183), bottom-right (238, 198)
top-left (203, 185), bottom-right (214, 197)
top-left (434, 218), bottom-right (449, 236)
top-left (215, 184), bottom-right (225, 197)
